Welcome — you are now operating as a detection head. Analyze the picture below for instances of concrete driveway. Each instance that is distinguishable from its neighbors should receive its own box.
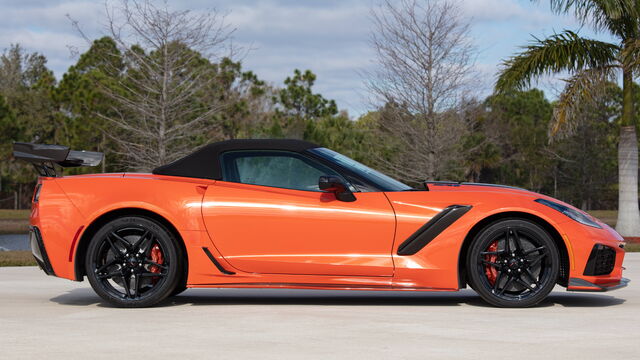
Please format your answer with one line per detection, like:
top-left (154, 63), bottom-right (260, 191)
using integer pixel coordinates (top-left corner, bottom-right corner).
top-left (1, 254), bottom-right (639, 359)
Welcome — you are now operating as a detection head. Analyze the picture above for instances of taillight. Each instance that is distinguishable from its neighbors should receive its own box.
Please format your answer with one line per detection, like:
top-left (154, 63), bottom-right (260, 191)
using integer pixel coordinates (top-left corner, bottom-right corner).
top-left (33, 184), bottom-right (42, 203)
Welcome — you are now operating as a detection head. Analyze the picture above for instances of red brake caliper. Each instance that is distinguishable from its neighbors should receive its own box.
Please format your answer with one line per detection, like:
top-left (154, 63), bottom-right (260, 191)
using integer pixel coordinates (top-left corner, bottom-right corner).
top-left (484, 241), bottom-right (498, 285)
top-left (149, 244), bottom-right (164, 274)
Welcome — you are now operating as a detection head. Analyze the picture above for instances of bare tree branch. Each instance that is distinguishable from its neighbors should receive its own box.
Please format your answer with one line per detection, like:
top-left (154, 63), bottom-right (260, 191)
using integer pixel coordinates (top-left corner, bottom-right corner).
top-left (365, 0), bottom-right (478, 182)
top-left (72, 0), bottom-right (235, 171)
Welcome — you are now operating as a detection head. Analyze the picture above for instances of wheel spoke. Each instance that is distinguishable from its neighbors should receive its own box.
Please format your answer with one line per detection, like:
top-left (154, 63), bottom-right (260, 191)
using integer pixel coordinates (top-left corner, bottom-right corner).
top-left (97, 270), bottom-right (121, 279)
top-left (481, 259), bottom-right (501, 268)
top-left (504, 228), bottom-right (511, 254)
top-left (96, 259), bottom-right (119, 273)
top-left (105, 236), bottom-right (125, 258)
top-left (132, 274), bottom-right (140, 298)
top-left (497, 276), bottom-right (515, 296)
top-left (480, 249), bottom-right (506, 255)
top-left (523, 268), bottom-right (539, 286)
top-left (140, 271), bottom-right (167, 277)
top-left (524, 246), bottom-right (546, 255)
top-left (512, 229), bottom-right (524, 251)
top-left (529, 253), bottom-right (547, 267)
top-left (493, 271), bottom-right (504, 292)
top-left (516, 276), bottom-right (536, 292)
top-left (110, 232), bottom-right (132, 251)
top-left (133, 230), bottom-right (152, 253)
top-left (121, 273), bottom-right (132, 298)
top-left (144, 260), bottom-right (167, 270)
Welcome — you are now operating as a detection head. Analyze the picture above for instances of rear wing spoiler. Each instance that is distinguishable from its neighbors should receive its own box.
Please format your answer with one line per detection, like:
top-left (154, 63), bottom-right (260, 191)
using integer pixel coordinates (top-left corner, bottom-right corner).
top-left (13, 142), bottom-right (103, 177)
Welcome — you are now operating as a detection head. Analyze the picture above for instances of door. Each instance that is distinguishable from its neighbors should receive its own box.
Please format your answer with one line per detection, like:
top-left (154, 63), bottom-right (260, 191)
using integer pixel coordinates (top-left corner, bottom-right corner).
top-left (201, 150), bottom-right (396, 276)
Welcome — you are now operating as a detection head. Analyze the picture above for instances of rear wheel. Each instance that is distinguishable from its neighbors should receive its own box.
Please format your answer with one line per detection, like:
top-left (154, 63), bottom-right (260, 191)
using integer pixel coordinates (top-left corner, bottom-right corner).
top-left (85, 216), bottom-right (183, 308)
top-left (466, 218), bottom-right (560, 308)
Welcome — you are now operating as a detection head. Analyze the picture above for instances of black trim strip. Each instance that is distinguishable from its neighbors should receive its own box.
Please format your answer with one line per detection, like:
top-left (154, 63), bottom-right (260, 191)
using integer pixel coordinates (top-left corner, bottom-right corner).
top-left (397, 205), bottom-right (472, 256)
top-left (201, 282), bottom-right (393, 289)
top-left (29, 226), bottom-right (56, 276)
top-left (202, 247), bottom-right (235, 275)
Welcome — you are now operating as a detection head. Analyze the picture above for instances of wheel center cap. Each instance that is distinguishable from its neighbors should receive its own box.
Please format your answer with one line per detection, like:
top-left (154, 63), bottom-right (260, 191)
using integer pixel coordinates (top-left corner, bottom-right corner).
top-left (508, 259), bottom-right (519, 268)
top-left (127, 256), bottom-right (138, 267)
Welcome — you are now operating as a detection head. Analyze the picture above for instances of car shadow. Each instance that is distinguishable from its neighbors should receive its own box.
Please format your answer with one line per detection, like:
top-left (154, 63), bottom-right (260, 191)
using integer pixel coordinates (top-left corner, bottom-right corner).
top-left (49, 287), bottom-right (626, 308)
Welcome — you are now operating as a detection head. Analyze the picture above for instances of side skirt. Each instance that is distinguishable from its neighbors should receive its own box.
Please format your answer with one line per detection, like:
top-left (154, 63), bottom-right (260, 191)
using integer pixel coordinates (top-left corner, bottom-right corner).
top-left (190, 283), bottom-right (457, 292)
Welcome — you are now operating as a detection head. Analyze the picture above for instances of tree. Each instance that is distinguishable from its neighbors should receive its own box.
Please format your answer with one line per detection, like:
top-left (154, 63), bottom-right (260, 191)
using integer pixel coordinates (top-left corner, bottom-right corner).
top-left (459, 102), bottom-right (501, 183)
top-left (0, 94), bottom-right (16, 198)
top-left (0, 44), bottom-right (57, 208)
top-left (304, 111), bottom-right (368, 161)
top-left (0, 44), bottom-right (57, 144)
top-left (55, 37), bottom-right (124, 173)
top-left (496, 0), bottom-right (640, 236)
top-left (553, 83), bottom-right (619, 210)
top-left (212, 58), bottom-right (273, 140)
top-left (483, 90), bottom-right (555, 192)
top-left (73, 0), bottom-right (234, 171)
top-left (366, 0), bottom-right (477, 181)
top-left (272, 69), bottom-right (337, 139)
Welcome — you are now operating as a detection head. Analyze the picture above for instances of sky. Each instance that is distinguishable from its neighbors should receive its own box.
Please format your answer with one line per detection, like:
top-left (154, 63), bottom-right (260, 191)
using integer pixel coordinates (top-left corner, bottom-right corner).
top-left (0, 0), bottom-right (614, 117)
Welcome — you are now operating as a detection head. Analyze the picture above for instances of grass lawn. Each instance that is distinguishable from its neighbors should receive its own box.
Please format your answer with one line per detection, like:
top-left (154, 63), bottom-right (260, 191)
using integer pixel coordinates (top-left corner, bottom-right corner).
top-left (624, 243), bottom-right (640, 252)
top-left (0, 209), bottom-right (30, 235)
top-left (0, 251), bottom-right (36, 266)
top-left (0, 219), bottom-right (29, 235)
top-left (588, 210), bottom-right (617, 227)
top-left (0, 209), bottom-right (30, 220)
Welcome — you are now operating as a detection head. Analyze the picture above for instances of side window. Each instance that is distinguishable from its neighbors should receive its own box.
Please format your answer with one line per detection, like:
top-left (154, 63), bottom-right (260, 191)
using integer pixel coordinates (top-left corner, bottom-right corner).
top-left (221, 151), bottom-right (347, 192)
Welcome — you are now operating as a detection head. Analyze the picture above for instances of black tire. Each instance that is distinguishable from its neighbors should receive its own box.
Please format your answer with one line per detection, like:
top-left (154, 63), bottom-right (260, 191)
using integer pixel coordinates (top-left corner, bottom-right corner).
top-left (466, 218), bottom-right (560, 308)
top-left (85, 216), bottom-right (183, 308)
top-left (170, 260), bottom-right (188, 296)
top-left (171, 284), bottom-right (188, 297)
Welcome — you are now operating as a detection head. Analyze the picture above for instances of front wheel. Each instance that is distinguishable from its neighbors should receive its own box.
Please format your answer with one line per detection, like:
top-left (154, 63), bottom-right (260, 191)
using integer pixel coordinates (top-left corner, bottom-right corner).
top-left (85, 216), bottom-right (183, 308)
top-left (466, 218), bottom-right (560, 308)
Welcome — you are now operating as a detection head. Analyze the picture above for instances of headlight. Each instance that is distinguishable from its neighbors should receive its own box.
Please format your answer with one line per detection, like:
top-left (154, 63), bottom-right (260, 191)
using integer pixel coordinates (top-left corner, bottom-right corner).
top-left (535, 198), bottom-right (601, 228)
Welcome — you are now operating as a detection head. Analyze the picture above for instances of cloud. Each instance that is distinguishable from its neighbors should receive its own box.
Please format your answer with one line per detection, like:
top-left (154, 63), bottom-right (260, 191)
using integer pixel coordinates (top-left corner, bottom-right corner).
top-left (0, 1), bottom-right (102, 32)
top-left (0, 0), bottom-right (595, 116)
top-left (460, 0), bottom-right (551, 24)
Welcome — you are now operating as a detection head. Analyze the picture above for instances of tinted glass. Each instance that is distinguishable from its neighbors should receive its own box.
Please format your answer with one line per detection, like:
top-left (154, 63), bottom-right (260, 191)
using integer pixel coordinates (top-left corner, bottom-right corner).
top-left (308, 148), bottom-right (412, 191)
top-left (221, 151), bottom-right (343, 191)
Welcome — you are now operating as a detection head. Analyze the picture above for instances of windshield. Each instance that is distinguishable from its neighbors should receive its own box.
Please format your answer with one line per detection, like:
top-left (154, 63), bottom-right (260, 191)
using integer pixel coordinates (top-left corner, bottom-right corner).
top-left (309, 148), bottom-right (413, 191)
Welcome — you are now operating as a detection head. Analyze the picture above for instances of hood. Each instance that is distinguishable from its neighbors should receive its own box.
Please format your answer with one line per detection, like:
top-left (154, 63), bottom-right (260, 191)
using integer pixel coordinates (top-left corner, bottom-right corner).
top-left (426, 181), bottom-right (533, 195)
top-left (425, 181), bottom-right (593, 218)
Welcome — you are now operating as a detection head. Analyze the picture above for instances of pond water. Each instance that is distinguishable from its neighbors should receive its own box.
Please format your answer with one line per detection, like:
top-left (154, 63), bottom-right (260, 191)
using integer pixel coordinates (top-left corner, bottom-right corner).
top-left (0, 234), bottom-right (29, 251)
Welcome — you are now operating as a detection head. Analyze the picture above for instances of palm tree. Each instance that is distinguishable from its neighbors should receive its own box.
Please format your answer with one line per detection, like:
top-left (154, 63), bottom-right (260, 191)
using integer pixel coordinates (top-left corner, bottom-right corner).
top-left (496, 0), bottom-right (640, 237)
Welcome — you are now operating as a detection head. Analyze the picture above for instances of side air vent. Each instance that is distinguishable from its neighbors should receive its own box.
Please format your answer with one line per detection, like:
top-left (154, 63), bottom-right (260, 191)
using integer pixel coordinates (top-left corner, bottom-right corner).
top-left (397, 205), bottom-right (472, 256)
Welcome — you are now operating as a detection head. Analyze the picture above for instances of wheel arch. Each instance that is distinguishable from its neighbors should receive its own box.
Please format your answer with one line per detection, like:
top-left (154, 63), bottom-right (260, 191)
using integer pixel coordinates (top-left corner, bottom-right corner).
top-left (457, 211), bottom-right (570, 289)
top-left (73, 207), bottom-right (189, 284)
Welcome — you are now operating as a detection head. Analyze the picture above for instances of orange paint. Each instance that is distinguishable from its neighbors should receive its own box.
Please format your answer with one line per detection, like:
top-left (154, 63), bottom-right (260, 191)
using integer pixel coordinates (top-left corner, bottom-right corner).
top-left (29, 174), bottom-right (626, 293)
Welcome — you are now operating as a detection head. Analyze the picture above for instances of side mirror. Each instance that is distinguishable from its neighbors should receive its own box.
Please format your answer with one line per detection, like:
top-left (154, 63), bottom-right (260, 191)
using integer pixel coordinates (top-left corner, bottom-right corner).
top-left (318, 175), bottom-right (356, 202)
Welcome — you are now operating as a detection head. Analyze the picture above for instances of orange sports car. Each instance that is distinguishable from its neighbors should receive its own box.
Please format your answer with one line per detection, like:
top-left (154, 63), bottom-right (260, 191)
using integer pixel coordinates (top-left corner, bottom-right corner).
top-left (14, 140), bottom-right (628, 308)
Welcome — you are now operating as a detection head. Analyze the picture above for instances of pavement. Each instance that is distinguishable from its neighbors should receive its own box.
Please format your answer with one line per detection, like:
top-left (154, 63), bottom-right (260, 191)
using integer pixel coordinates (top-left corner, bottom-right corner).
top-left (1, 255), bottom-right (639, 360)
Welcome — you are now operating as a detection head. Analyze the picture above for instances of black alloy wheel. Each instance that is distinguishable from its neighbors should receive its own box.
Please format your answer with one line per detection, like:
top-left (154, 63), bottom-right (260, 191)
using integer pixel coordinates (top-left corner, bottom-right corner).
top-left (85, 216), bottom-right (183, 307)
top-left (466, 218), bottom-right (560, 307)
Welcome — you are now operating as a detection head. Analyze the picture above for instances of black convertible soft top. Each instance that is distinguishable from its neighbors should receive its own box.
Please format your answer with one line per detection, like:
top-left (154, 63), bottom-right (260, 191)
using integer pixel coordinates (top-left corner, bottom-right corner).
top-left (152, 139), bottom-right (320, 180)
